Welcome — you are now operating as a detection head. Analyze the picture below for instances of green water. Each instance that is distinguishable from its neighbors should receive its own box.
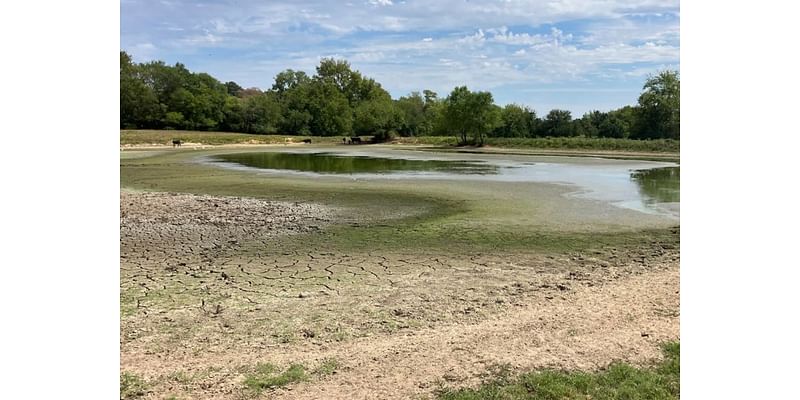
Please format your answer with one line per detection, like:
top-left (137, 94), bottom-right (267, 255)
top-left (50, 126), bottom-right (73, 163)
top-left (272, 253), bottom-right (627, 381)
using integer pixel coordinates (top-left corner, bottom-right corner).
top-left (215, 152), bottom-right (499, 174)
top-left (631, 167), bottom-right (680, 203)
top-left (212, 151), bottom-right (679, 217)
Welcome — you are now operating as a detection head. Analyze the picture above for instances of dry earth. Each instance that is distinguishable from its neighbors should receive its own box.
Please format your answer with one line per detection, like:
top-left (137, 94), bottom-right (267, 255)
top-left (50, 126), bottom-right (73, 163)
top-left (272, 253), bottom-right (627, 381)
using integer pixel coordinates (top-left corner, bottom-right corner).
top-left (120, 190), bottom-right (680, 400)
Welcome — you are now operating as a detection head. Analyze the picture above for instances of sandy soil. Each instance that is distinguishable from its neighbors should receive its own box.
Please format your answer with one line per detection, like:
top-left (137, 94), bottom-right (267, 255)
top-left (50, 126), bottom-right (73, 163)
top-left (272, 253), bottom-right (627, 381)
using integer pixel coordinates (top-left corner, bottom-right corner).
top-left (120, 190), bottom-right (679, 399)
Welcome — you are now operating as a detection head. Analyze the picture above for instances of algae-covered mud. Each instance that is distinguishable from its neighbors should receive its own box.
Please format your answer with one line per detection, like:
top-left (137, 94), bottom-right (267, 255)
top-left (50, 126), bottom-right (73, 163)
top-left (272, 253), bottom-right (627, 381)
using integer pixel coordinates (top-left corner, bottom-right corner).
top-left (120, 145), bottom-right (679, 400)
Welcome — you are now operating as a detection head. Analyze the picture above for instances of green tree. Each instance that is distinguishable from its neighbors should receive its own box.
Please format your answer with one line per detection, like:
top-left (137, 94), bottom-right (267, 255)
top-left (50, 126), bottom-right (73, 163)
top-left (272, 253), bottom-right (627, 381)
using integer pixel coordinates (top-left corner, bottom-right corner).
top-left (395, 92), bottom-right (426, 136)
top-left (354, 99), bottom-right (402, 140)
top-left (633, 70), bottom-right (680, 139)
top-left (598, 115), bottom-right (626, 138)
top-left (220, 96), bottom-right (245, 132)
top-left (163, 111), bottom-right (185, 129)
top-left (272, 70), bottom-right (310, 94)
top-left (575, 110), bottom-right (606, 138)
top-left (609, 105), bottom-right (637, 138)
top-left (495, 104), bottom-right (537, 137)
top-left (443, 86), bottom-right (499, 145)
top-left (120, 51), bottom-right (162, 128)
top-left (272, 72), bottom-right (313, 135)
top-left (224, 81), bottom-right (243, 97)
top-left (542, 109), bottom-right (574, 137)
top-left (306, 80), bottom-right (352, 136)
top-left (241, 93), bottom-right (282, 134)
top-left (316, 58), bottom-right (359, 103)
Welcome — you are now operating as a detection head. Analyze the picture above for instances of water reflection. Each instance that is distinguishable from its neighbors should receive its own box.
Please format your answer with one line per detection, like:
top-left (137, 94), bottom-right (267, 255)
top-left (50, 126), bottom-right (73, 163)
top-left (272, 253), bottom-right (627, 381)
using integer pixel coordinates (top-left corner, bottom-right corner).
top-left (215, 152), bottom-right (499, 175)
top-left (212, 151), bottom-right (680, 218)
top-left (631, 167), bottom-right (680, 203)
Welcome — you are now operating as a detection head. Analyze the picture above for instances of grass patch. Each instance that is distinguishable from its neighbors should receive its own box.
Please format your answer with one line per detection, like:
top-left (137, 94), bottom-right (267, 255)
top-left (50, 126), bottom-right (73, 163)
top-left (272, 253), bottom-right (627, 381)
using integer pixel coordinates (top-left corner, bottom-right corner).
top-left (400, 136), bottom-right (678, 153)
top-left (479, 137), bottom-right (679, 153)
top-left (120, 372), bottom-right (149, 399)
top-left (243, 363), bottom-right (309, 392)
top-left (314, 358), bottom-right (340, 377)
top-left (121, 130), bottom-right (679, 154)
top-left (436, 342), bottom-right (680, 400)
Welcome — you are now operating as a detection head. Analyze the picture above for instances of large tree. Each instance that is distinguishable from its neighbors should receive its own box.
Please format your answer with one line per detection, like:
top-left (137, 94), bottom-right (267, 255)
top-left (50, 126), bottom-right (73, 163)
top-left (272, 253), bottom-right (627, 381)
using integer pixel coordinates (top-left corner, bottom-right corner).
top-left (120, 51), bottom-right (162, 128)
top-left (306, 80), bottom-right (352, 136)
top-left (633, 70), bottom-right (680, 139)
top-left (354, 98), bottom-right (402, 140)
top-left (271, 69), bottom-right (310, 94)
top-left (443, 86), bottom-right (499, 145)
top-left (240, 93), bottom-right (282, 134)
top-left (495, 104), bottom-right (538, 137)
top-left (542, 109), bottom-right (574, 137)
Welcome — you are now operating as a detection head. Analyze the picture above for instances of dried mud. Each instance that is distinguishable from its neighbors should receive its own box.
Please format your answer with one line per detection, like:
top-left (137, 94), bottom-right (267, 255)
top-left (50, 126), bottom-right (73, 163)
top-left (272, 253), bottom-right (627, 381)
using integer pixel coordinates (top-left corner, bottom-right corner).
top-left (120, 190), bottom-right (680, 399)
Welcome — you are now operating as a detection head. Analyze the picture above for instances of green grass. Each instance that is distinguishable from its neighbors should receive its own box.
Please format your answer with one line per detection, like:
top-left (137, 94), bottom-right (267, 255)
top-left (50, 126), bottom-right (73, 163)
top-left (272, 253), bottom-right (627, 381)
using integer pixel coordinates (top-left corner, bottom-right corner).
top-left (479, 137), bottom-right (679, 153)
top-left (243, 363), bottom-right (309, 392)
top-left (120, 130), bottom-right (679, 154)
top-left (436, 342), bottom-right (680, 400)
top-left (120, 372), bottom-right (149, 400)
top-left (313, 358), bottom-right (340, 377)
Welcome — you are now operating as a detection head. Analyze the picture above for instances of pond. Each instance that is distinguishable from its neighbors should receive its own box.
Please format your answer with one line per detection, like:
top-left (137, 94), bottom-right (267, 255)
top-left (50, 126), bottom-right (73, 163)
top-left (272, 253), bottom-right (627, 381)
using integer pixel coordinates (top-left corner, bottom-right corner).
top-left (215, 152), bottom-right (499, 175)
top-left (211, 151), bottom-right (679, 218)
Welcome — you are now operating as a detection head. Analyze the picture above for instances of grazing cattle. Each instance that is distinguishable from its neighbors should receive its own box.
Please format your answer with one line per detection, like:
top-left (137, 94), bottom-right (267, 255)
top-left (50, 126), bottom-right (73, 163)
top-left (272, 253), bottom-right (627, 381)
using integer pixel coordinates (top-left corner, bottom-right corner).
top-left (302, 139), bottom-right (312, 144)
top-left (172, 139), bottom-right (182, 147)
top-left (350, 137), bottom-right (362, 144)
top-left (342, 137), bottom-right (347, 144)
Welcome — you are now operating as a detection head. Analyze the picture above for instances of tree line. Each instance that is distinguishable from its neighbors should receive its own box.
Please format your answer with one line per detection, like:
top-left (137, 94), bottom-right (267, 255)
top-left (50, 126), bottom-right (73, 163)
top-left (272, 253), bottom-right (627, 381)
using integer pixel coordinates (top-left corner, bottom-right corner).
top-left (121, 51), bottom-right (679, 144)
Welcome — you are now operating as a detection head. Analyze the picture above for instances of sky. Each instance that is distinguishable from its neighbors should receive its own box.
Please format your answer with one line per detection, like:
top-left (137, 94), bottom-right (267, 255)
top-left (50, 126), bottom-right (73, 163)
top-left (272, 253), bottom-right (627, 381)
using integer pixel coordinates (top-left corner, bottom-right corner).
top-left (121, 0), bottom-right (679, 116)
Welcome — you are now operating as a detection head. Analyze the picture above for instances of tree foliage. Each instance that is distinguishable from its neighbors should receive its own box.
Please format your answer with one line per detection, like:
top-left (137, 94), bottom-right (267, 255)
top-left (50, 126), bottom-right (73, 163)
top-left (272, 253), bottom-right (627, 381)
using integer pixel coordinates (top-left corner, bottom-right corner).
top-left (543, 109), bottom-right (575, 137)
top-left (633, 70), bottom-right (680, 139)
top-left (443, 86), bottom-right (500, 145)
top-left (120, 51), bottom-right (679, 142)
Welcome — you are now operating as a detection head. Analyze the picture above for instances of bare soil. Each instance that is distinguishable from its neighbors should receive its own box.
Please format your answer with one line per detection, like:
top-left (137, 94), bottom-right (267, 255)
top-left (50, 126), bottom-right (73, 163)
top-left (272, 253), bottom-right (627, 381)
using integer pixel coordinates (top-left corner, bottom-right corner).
top-left (120, 190), bottom-right (679, 399)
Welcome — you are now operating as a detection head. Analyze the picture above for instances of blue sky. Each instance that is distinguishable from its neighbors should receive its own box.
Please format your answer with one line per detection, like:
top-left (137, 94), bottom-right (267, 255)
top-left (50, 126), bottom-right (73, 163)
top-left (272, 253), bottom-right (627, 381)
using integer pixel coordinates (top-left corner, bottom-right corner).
top-left (121, 0), bottom-right (679, 116)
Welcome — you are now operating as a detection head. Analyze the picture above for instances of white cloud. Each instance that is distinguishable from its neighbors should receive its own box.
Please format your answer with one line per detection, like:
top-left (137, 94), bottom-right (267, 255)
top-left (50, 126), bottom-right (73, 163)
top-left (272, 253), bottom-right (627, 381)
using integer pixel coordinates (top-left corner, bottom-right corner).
top-left (122, 0), bottom-right (680, 112)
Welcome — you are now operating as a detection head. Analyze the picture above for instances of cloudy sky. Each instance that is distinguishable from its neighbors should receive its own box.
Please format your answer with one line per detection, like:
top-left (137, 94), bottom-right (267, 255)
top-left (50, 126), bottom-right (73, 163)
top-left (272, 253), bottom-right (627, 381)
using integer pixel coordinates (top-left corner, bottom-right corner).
top-left (121, 0), bottom-right (679, 116)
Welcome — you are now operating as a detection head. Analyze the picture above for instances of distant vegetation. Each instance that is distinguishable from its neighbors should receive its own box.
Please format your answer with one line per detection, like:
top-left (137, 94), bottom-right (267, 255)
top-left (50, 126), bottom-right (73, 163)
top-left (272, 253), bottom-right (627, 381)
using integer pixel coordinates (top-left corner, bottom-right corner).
top-left (121, 130), bottom-right (679, 153)
top-left (121, 51), bottom-right (679, 145)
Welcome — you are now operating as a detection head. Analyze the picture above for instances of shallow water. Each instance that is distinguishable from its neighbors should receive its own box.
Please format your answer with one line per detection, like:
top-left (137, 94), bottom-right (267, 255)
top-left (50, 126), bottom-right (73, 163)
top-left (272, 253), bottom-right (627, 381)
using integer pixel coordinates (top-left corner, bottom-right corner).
top-left (216, 152), bottom-right (499, 175)
top-left (211, 150), bottom-right (679, 218)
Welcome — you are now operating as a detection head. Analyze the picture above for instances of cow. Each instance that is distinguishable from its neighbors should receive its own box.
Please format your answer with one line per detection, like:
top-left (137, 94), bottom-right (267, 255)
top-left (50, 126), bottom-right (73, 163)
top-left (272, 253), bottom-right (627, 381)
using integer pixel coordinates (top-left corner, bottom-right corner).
top-left (350, 137), bottom-right (362, 144)
top-left (172, 139), bottom-right (182, 147)
top-left (302, 139), bottom-right (312, 144)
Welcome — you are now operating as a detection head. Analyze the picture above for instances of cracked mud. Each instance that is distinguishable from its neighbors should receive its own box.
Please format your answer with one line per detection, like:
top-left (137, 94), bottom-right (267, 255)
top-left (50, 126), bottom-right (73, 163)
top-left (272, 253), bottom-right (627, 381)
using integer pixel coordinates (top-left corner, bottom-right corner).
top-left (120, 190), bottom-right (680, 399)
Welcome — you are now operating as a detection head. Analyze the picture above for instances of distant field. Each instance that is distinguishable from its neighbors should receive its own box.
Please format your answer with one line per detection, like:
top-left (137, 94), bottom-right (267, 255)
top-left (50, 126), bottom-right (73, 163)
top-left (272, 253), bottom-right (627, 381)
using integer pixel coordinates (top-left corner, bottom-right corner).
top-left (120, 130), bottom-right (679, 153)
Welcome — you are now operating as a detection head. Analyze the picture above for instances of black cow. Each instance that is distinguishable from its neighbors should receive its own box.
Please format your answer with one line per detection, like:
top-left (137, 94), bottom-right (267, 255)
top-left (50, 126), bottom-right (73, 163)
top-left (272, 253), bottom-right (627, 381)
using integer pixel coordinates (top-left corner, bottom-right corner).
top-left (350, 137), bottom-right (362, 144)
top-left (302, 139), bottom-right (312, 144)
top-left (172, 139), bottom-right (182, 147)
